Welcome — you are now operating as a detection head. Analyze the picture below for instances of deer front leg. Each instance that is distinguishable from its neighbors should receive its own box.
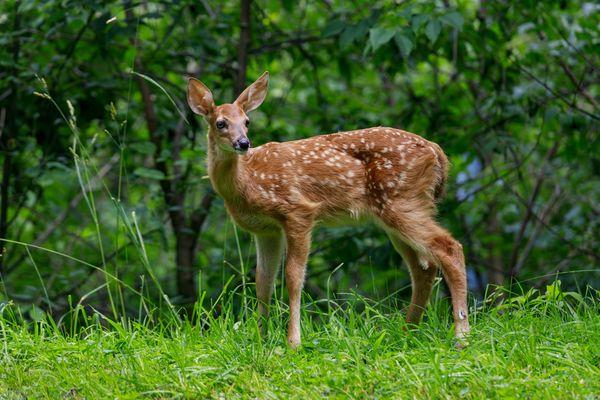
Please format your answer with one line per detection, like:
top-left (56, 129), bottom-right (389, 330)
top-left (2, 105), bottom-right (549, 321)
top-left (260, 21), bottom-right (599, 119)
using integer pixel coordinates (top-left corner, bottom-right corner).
top-left (283, 228), bottom-right (311, 349)
top-left (255, 231), bottom-right (284, 335)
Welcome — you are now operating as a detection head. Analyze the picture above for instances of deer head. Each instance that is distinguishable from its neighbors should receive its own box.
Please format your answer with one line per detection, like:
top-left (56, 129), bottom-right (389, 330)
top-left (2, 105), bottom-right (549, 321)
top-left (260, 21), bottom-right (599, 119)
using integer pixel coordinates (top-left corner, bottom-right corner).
top-left (187, 71), bottom-right (269, 154)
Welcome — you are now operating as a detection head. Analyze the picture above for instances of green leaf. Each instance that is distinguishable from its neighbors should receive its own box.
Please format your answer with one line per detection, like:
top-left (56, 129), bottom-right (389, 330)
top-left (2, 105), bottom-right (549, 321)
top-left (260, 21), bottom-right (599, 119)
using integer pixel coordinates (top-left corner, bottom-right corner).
top-left (339, 27), bottom-right (356, 49)
top-left (355, 17), bottom-right (374, 38)
top-left (425, 19), bottom-right (442, 43)
top-left (399, 5), bottom-right (414, 18)
top-left (29, 305), bottom-right (45, 322)
top-left (411, 14), bottom-right (429, 32)
top-left (129, 141), bottom-right (156, 155)
top-left (280, 0), bottom-right (294, 12)
top-left (134, 167), bottom-right (165, 180)
top-left (369, 28), bottom-right (396, 51)
top-left (440, 11), bottom-right (464, 29)
top-left (323, 19), bottom-right (346, 37)
top-left (394, 33), bottom-right (413, 58)
top-left (545, 280), bottom-right (564, 301)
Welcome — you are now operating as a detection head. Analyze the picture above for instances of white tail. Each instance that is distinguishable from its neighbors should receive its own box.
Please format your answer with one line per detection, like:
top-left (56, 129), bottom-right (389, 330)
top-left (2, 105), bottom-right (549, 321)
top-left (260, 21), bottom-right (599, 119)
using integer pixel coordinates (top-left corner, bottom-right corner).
top-left (187, 72), bottom-right (470, 348)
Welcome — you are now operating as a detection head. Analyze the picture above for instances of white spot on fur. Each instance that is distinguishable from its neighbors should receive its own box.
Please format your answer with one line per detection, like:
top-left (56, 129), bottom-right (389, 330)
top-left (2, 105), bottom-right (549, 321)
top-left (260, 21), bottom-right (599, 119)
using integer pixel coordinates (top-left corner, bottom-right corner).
top-left (398, 172), bottom-right (406, 184)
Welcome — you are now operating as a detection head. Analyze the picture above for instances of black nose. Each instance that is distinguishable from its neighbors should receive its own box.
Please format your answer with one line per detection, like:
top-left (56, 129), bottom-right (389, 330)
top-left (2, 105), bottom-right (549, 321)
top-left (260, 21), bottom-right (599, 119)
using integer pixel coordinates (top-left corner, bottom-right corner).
top-left (236, 138), bottom-right (250, 151)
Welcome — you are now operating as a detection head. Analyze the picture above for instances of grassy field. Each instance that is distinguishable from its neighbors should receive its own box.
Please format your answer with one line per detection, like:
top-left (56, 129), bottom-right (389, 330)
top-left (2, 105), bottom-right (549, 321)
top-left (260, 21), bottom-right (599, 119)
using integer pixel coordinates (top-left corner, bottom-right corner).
top-left (1, 283), bottom-right (599, 399)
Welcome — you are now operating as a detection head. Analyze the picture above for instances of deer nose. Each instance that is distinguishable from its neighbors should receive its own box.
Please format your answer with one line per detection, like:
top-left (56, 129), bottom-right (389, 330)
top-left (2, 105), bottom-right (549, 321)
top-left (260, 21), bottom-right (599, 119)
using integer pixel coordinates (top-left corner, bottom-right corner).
top-left (235, 137), bottom-right (251, 152)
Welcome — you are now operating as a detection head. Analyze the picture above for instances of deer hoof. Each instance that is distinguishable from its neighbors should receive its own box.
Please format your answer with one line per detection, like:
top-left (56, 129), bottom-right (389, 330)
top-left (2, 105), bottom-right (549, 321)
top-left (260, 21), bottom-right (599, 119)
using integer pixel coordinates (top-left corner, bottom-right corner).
top-left (454, 322), bottom-right (470, 349)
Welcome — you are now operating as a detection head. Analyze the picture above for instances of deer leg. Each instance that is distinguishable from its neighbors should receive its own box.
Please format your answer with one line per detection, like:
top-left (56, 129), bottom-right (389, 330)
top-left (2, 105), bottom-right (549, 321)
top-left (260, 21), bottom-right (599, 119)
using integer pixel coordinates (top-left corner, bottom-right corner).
top-left (388, 233), bottom-right (437, 325)
top-left (382, 209), bottom-right (470, 343)
top-left (428, 231), bottom-right (470, 342)
top-left (254, 231), bottom-right (284, 335)
top-left (283, 227), bottom-right (311, 349)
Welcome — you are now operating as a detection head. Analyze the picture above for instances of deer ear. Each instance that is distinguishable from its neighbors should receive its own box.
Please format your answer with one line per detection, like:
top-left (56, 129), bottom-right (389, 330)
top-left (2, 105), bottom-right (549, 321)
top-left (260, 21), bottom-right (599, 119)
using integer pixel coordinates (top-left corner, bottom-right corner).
top-left (234, 71), bottom-right (269, 113)
top-left (187, 78), bottom-right (215, 117)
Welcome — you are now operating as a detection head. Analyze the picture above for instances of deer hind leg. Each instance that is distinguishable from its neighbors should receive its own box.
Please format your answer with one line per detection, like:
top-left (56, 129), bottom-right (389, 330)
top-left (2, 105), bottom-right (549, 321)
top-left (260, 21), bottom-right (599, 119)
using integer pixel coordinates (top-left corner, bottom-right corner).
top-left (380, 207), bottom-right (470, 342)
top-left (387, 232), bottom-right (437, 325)
top-left (283, 224), bottom-right (312, 349)
top-left (255, 231), bottom-right (285, 335)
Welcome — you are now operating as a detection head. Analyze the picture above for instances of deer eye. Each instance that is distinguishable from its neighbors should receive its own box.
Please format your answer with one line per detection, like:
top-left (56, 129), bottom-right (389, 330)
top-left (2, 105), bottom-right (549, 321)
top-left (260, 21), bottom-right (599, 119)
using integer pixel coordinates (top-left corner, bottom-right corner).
top-left (245, 119), bottom-right (250, 127)
top-left (216, 120), bottom-right (227, 129)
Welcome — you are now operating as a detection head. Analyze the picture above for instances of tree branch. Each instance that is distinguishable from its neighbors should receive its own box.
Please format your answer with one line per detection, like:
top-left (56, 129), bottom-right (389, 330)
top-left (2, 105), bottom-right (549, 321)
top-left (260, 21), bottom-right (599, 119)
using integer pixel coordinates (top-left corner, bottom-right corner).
top-left (508, 140), bottom-right (560, 277)
top-left (557, 59), bottom-right (598, 108)
top-left (512, 185), bottom-right (563, 276)
top-left (513, 61), bottom-right (600, 121)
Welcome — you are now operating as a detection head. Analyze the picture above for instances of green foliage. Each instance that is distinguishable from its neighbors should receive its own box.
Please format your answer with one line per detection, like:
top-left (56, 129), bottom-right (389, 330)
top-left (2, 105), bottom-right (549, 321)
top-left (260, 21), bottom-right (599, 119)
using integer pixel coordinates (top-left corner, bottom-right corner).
top-left (0, 0), bottom-right (598, 324)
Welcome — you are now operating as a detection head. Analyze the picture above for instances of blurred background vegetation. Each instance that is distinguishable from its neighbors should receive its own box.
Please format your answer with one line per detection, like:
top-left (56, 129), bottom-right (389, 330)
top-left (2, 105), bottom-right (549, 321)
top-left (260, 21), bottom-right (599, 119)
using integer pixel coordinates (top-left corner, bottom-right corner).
top-left (0, 0), bottom-right (598, 321)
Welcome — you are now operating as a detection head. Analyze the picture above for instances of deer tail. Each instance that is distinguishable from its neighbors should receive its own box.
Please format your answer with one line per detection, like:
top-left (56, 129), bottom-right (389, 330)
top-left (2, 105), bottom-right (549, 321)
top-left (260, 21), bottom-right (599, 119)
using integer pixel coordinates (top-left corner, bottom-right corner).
top-left (431, 143), bottom-right (449, 201)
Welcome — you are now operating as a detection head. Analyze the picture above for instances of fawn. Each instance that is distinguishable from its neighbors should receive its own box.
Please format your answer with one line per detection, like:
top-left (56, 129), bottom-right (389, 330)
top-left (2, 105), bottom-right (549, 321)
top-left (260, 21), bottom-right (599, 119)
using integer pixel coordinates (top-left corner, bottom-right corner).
top-left (187, 72), bottom-right (470, 348)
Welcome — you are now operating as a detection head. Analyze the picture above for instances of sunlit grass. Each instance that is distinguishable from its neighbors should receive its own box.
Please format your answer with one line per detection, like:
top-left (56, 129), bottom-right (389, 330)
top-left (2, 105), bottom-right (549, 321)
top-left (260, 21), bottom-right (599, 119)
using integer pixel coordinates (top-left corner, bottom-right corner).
top-left (0, 283), bottom-right (598, 399)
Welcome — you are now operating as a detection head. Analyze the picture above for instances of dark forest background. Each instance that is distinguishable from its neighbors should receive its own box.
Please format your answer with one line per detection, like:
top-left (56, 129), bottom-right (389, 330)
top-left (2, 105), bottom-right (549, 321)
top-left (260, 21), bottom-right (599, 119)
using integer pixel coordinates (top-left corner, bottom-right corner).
top-left (0, 0), bottom-right (598, 321)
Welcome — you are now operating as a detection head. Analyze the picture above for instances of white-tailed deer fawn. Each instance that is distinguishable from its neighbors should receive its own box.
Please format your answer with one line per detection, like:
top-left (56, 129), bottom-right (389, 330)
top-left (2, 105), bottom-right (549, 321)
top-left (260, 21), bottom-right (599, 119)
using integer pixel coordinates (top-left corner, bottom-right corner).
top-left (187, 72), bottom-right (470, 348)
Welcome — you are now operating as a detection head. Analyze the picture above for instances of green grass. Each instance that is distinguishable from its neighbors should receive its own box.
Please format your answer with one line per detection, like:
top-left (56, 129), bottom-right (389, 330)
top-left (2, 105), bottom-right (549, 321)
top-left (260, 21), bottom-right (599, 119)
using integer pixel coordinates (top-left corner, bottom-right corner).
top-left (1, 283), bottom-right (599, 399)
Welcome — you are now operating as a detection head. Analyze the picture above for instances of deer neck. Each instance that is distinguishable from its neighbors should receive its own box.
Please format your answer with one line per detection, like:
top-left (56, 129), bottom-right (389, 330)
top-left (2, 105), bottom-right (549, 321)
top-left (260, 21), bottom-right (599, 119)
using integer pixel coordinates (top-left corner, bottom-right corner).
top-left (207, 132), bottom-right (247, 203)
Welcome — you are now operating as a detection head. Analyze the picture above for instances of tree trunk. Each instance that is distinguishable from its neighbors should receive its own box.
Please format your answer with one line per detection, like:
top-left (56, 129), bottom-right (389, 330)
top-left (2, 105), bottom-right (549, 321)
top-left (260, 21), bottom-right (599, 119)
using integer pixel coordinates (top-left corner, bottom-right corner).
top-left (235, 0), bottom-right (252, 95)
top-left (0, 1), bottom-right (21, 276)
top-left (129, 0), bottom-right (246, 304)
top-left (0, 141), bottom-right (11, 275)
top-left (175, 233), bottom-right (197, 302)
top-left (486, 206), bottom-right (505, 288)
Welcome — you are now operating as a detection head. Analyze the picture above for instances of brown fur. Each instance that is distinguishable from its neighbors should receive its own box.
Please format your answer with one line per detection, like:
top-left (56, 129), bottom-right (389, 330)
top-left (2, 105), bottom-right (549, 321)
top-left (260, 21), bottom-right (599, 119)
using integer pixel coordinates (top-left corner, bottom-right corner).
top-left (187, 72), bottom-right (470, 348)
